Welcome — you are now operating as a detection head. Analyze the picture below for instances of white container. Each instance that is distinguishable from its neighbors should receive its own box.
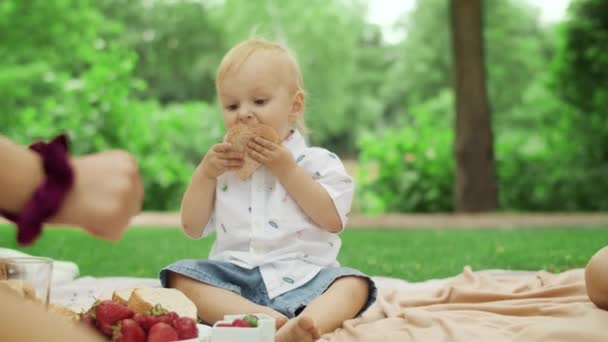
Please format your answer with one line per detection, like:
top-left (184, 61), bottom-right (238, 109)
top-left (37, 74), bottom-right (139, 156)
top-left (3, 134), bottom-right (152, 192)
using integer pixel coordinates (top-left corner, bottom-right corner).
top-left (211, 313), bottom-right (275, 342)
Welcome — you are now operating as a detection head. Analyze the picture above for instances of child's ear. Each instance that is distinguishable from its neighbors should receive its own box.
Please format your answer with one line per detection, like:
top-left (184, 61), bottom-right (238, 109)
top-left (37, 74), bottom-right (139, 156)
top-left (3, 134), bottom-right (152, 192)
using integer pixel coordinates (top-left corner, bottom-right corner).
top-left (289, 91), bottom-right (305, 122)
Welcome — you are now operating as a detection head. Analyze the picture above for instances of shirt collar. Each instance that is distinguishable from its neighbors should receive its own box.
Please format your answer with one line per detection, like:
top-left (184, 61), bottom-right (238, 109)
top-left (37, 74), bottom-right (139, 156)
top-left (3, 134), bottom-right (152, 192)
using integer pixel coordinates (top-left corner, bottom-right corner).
top-left (282, 129), bottom-right (308, 155)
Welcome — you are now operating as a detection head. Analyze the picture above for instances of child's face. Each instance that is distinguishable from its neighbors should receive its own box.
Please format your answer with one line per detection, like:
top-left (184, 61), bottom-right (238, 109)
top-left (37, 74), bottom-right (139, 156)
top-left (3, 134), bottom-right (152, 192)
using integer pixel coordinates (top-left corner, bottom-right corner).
top-left (217, 51), bottom-right (302, 140)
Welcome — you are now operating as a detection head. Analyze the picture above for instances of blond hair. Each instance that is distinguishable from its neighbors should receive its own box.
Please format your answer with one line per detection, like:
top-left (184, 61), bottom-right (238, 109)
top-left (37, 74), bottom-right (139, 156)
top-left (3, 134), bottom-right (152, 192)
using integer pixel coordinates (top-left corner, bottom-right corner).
top-left (215, 38), bottom-right (308, 135)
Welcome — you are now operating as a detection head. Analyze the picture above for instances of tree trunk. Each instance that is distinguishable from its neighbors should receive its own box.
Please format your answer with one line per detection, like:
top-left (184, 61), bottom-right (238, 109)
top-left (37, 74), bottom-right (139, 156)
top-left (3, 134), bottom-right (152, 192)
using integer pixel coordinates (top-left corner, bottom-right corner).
top-left (450, 0), bottom-right (498, 212)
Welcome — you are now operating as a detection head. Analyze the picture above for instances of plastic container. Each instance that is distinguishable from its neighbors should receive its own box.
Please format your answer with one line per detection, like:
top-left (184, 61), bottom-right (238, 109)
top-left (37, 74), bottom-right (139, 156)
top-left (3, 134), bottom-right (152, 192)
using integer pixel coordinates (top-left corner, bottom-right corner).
top-left (211, 313), bottom-right (275, 342)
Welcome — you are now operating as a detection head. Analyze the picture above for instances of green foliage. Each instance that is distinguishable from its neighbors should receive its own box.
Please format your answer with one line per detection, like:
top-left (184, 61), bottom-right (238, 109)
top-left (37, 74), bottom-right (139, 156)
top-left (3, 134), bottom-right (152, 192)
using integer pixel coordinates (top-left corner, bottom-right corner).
top-left (494, 78), bottom-right (586, 211)
top-left (0, 0), bottom-right (140, 151)
top-left (92, 0), bottom-right (389, 155)
top-left (96, 0), bottom-right (224, 103)
top-left (0, 0), bottom-right (223, 210)
top-left (357, 91), bottom-right (454, 213)
top-left (3, 0), bottom-right (607, 212)
top-left (132, 101), bottom-right (224, 210)
top-left (358, 76), bottom-right (608, 213)
top-left (550, 0), bottom-right (608, 208)
top-left (358, 0), bottom-right (608, 213)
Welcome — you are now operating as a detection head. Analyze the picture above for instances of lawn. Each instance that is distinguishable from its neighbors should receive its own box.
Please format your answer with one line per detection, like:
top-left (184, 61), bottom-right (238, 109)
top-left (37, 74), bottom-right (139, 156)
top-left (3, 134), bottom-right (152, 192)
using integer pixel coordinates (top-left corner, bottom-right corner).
top-left (1, 225), bottom-right (607, 282)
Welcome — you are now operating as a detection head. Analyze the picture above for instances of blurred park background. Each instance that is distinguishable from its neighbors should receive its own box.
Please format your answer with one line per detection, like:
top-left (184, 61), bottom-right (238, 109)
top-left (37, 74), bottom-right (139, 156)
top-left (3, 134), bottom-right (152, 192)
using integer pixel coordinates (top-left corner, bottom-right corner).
top-left (2, 0), bottom-right (607, 216)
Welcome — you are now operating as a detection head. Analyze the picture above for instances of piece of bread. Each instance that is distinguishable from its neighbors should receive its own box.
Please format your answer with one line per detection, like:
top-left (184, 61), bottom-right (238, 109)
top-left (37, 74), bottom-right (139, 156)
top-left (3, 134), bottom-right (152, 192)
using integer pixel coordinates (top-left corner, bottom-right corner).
top-left (127, 287), bottom-right (197, 320)
top-left (112, 287), bottom-right (134, 306)
top-left (225, 123), bottom-right (279, 180)
top-left (48, 302), bottom-right (79, 321)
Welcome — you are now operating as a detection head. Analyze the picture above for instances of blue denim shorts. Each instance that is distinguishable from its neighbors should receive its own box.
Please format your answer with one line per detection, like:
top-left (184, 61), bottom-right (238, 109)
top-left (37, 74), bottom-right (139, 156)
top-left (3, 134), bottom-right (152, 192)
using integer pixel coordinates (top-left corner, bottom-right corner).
top-left (159, 260), bottom-right (377, 319)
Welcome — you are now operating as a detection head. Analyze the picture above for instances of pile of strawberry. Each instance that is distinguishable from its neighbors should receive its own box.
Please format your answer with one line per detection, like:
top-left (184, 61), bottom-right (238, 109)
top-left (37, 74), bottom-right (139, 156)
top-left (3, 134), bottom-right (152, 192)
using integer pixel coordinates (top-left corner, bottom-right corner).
top-left (215, 314), bottom-right (258, 328)
top-left (80, 300), bottom-right (198, 342)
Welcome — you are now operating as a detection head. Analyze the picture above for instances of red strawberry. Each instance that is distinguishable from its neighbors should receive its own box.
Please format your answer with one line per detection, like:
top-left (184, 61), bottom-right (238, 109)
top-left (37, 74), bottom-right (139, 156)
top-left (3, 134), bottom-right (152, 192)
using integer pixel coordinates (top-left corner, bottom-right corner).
top-left (79, 312), bottom-right (97, 329)
top-left (96, 321), bottom-right (114, 336)
top-left (94, 300), bottom-right (135, 336)
top-left (231, 318), bottom-right (252, 327)
top-left (173, 317), bottom-right (198, 339)
top-left (157, 312), bottom-right (179, 326)
top-left (146, 305), bottom-right (178, 326)
top-left (112, 318), bottom-right (145, 342)
top-left (147, 322), bottom-right (179, 342)
top-left (134, 313), bottom-right (161, 332)
top-left (242, 314), bottom-right (258, 327)
top-left (78, 311), bottom-right (107, 339)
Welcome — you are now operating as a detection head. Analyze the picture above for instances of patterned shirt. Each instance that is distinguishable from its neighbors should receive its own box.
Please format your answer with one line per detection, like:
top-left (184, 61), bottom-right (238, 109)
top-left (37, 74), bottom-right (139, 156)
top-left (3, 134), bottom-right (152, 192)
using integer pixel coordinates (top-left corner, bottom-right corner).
top-left (195, 129), bottom-right (354, 299)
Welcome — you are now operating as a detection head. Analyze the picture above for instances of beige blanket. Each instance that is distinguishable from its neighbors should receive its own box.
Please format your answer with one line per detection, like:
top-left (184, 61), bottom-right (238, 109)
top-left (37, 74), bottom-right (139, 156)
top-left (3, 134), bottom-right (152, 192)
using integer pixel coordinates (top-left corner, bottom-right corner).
top-left (323, 267), bottom-right (608, 342)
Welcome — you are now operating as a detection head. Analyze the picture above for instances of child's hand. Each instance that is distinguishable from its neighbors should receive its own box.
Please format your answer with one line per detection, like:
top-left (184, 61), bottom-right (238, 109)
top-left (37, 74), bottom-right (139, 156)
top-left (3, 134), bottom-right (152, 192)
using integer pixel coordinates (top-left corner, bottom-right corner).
top-left (247, 136), bottom-right (296, 179)
top-left (200, 143), bottom-right (244, 179)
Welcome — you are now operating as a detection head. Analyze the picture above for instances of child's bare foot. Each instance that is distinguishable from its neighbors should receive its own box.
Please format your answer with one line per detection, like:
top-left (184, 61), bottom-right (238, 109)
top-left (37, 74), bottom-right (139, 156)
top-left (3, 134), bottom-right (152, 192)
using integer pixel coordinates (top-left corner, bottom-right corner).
top-left (275, 316), bottom-right (321, 342)
top-left (274, 315), bottom-right (289, 330)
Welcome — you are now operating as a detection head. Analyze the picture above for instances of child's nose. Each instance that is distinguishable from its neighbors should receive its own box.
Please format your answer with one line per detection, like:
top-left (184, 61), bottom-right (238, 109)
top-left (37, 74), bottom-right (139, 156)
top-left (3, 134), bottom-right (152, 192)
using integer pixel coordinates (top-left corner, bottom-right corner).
top-left (238, 110), bottom-right (256, 123)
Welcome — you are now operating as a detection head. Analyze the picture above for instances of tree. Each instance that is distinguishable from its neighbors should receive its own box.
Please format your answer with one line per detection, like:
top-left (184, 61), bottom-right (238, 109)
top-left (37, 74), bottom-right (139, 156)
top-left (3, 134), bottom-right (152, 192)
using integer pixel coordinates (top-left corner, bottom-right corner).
top-left (386, 0), bottom-right (549, 129)
top-left (450, 0), bottom-right (498, 212)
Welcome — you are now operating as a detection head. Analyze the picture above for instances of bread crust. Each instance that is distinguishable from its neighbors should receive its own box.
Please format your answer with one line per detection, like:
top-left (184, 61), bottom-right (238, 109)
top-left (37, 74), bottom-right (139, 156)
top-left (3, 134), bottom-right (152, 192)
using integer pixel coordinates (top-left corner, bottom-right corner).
top-left (126, 287), bottom-right (198, 320)
top-left (225, 123), bottom-right (279, 180)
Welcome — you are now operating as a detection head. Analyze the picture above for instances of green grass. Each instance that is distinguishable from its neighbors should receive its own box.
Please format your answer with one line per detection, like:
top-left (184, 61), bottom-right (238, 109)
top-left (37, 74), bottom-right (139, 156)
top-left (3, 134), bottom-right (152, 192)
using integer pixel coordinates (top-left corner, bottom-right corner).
top-left (1, 225), bottom-right (607, 281)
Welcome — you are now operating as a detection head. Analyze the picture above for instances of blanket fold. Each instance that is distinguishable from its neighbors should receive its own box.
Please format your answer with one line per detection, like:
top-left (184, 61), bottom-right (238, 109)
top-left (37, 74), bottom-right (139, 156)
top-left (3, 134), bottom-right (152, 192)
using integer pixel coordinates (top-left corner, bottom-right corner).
top-left (322, 267), bottom-right (608, 342)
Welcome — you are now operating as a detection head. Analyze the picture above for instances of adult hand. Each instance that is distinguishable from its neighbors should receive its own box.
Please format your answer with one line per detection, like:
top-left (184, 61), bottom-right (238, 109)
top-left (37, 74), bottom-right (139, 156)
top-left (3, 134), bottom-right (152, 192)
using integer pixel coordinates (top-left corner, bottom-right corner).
top-left (50, 151), bottom-right (144, 241)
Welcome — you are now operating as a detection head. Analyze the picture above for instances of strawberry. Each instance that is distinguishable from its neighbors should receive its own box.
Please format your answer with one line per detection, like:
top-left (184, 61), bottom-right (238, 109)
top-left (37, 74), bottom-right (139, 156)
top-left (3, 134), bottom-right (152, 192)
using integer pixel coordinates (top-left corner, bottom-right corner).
top-left (94, 300), bottom-right (135, 337)
top-left (146, 304), bottom-right (178, 326)
top-left (231, 318), bottom-right (252, 327)
top-left (147, 322), bottom-right (179, 342)
top-left (112, 318), bottom-right (145, 342)
top-left (134, 313), bottom-right (161, 332)
top-left (78, 311), bottom-right (107, 339)
top-left (242, 314), bottom-right (258, 327)
top-left (157, 312), bottom-right (179, 326)
top-left (173, 317), bottom-right (198, 339)
top-left (79, 311), bottom-right (97, 330)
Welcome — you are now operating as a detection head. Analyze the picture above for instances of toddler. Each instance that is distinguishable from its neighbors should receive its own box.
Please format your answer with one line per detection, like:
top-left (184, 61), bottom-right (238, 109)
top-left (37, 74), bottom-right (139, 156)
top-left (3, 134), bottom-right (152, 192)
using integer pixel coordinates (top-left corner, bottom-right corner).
top-left (160, 38), bottom-right (377, 342)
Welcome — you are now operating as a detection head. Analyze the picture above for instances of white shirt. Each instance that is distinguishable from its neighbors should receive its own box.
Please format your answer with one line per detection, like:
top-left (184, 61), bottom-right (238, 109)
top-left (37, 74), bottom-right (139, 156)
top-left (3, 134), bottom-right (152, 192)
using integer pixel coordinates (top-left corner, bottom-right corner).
top-left (196, 129), bottom-right (354, 299)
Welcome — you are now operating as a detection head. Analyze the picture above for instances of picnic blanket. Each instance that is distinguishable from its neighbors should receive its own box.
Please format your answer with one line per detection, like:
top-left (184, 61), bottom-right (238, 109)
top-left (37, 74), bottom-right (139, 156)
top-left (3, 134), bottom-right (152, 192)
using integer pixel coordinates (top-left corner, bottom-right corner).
top-left (321, 267), bottom-right (608, 342)
top-left (49, 268), bottom-right (608, 341)
top-left (4, 245), bottom-right (606, 341)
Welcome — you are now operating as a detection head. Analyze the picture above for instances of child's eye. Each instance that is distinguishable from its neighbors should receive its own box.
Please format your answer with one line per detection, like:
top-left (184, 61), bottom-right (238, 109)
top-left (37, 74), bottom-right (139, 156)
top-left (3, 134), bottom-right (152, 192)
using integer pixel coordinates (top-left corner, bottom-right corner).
top-left (254, 99), bottom-right (268, 106)
top-left (226, 104), bottom-right (239, 111)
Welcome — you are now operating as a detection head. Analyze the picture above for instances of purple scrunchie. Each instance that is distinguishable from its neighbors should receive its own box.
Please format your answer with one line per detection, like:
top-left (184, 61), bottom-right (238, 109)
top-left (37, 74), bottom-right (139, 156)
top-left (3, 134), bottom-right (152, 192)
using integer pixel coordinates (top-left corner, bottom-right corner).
top-left (1, 134), bottom-right (74, 245)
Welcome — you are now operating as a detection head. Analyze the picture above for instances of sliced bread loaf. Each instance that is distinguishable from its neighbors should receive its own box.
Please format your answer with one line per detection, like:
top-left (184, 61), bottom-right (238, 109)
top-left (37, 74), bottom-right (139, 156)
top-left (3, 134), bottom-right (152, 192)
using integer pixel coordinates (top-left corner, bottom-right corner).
top-left (111, 287), bottom-right (134, 306)
top-left (127, 287), bottom-right (197, 320)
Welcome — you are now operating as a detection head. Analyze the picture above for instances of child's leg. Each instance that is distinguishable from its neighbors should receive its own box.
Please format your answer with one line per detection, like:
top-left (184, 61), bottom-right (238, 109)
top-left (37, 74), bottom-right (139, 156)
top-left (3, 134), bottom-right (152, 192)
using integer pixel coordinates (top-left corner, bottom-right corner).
top-left (169, 272), bottom-right (288, 328)
top-left (276, 276), bottom-right (369, 342)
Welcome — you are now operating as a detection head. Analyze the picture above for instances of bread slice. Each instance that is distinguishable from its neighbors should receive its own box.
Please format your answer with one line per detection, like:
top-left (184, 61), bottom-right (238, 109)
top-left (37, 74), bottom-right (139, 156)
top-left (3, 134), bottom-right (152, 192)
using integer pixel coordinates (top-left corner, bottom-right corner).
top-left (127, 287), bottom-right (197, 320)
top-left (48, 302), bottom-right (79, 321)
top-left (225, 123), bottom-right (279, 180)
top-left (112, 287), bottom-right (134, 306)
